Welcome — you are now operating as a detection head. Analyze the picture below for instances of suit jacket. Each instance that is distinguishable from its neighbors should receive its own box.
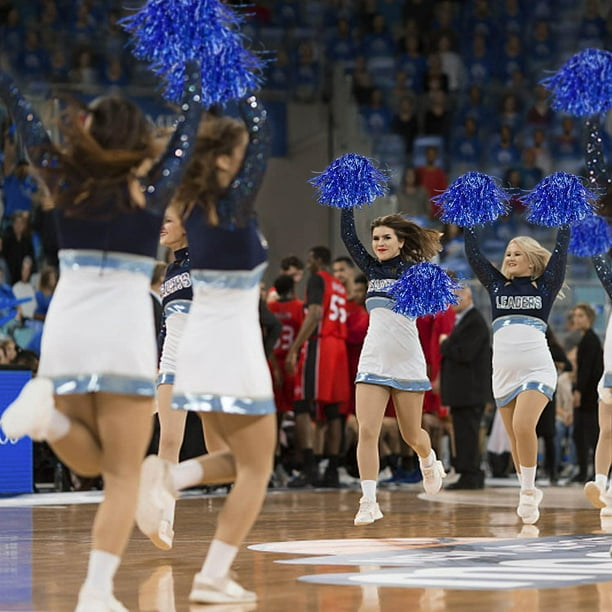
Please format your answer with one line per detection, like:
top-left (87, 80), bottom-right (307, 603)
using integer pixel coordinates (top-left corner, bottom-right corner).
top-left (575, 328), bottom-right (603, 411)
top-left (440, 306), bottom-right (492, 407)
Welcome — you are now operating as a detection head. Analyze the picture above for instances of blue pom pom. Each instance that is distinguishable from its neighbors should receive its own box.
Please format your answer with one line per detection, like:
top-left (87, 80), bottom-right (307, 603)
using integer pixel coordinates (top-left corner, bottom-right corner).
top-left (309, 153), bottom-right (389, 209)
top-left (541, 48), bottom-right (612, 116)
top-left (388, 263), bottom-right (461, 318)
top-left (120, 0), bottom-right (265, 105)
top-left (0, 296), bottom-right (30, 327)
top-left (521, 172), bottom-right (596, 227)
top-left (569, 214), bottom-right (612, 256)
top-left (432, 172), bottom-right (509, 227)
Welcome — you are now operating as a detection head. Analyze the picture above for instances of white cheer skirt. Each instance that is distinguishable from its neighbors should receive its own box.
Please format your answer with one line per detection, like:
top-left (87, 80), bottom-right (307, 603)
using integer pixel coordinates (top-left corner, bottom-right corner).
top-left (492, 315), bottom-right (556, 408)
top-left (173, 263), bottom-right (275, 415)
top-left (356, 299), bottom-right (431, 391)
top-left (157, 300), bottom-right (191, 385)
top-left (598, 314), bottom-right (612, 404)
top-left (38, 250), bottom-right (157, 396)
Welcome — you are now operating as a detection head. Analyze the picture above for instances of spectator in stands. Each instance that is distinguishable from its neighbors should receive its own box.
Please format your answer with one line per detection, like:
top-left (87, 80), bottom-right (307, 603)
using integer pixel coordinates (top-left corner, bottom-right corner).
top-left (2, 159), bottom-right (39, 221)
top-left (395, 32), bottom-right (426, 94)
top-left (552, 116), bottom-right (582, 168)
top-left (1, 8), bottom-right (23, 67)
top-left (402, 0), bottom-right (435, 34)
top-left (498, 92), bottom-right (523, 136)
top-left (293, 39), bottom-right (321, 103)
top-left (351, 55), bottom-right (375, 106)
top-left (528, 20), bottom-right (556, 80)
top-left (465, 33), bottom-right (495, 88)
top-left (2, 210), bottom-right (35, 285)
top-left (275, 0), bottom-right (301, 29)
top-left (435, 32), bottom-right (465, 94)
top-left (100, 57), bottom-right (129, 89)
top-left (415, 145), bottom-right (448, 217)
top-left (391, 95), bottom-right (419, 156)
top-left (526, 84), bottom-right (555, 128)
top-left (422, 52), bottom-right (449, 94)
top-left (529, 127), bottom-right (553, 176)
top-left (467, 0), bottom-right (498, 42)
top-left (326, 17), bottom-right (357, 65)
top-left (361, 13), bottom-right (395, 60)
top-left (423, 89), bottom-right (452, 143)
top-left (33, 265), bottom-right (57, 322)
top-left (360, 88), bottom-right (392, 136)
top-left (48, 46), bottom-right (70, 84)
top-left (579, 0), bottom-right (607, 48)
top-left (69, 46), bottom-right (99, 87)
top-left (452, 116), bottom-right (482, 174)
top-left (16, 28), bottom-right (50, 83)
top-left (498, 33), bottom-right (525, 87)
top-left (518, 147), bottom-right (544, 191)
top-left (395, 166), bottom-right (429, 220)
top-left (266, 48), bottom-right (292, 95)
top-left (12, 255), bottom-right (35, 319)
top-left (70, 3), bottom-right (97, 47)
top-left (487, 124), bottom-right (520, 177)
top-left (388, 70), bottom-right (412, 115)
top-left (499, 0), bottom-right (526, 36)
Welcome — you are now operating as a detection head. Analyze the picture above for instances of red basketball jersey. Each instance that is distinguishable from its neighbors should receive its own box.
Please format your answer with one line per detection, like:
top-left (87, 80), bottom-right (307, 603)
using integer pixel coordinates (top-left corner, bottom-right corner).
top-left (314, 270), bottom-right (348, 340)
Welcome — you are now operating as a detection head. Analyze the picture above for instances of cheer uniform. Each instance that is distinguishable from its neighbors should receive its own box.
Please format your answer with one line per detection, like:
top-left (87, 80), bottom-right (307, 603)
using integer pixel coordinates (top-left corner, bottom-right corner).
top-left (593, 254), bottom-right (612, 404)
top-left (172, 96), bottom-right (275, 415)
top-left (158, 247), bottom-right (192, 386)
top-left (295, 270), bottom-right (350, 408)
top-left (268, 297), bottom-right (304, 412)
top-left (465, 226), bottom-right (570, 407)
top-left (0, 71), bottom-right (202, 397)
top-left (340, 208), bottom-right (430, 391)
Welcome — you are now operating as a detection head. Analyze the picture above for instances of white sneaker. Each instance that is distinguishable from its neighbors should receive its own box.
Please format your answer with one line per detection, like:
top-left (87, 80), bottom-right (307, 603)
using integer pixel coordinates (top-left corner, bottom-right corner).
top-left (517, 488), bottom-right (544, 524)
top-left (189, 573), bottom-right (257, 604)
top-left (75, 585), bottom-right (128, 612)
top-left (421, 460), bottom-right (446, 495)
top-left (353, 497), bottom-right (383, 526)
top-left (584, 481), bottom-right (607, 509)
top-left (0, 377), bottom-right (55, 441)
top-left (377, 466), bottom-right (393, 483)
top-left (157, 519), bottom-right (174, 550)
top-left (136, 455), bottom-right (177, 550)
top-left (600, 492), bottom-right (612, 518)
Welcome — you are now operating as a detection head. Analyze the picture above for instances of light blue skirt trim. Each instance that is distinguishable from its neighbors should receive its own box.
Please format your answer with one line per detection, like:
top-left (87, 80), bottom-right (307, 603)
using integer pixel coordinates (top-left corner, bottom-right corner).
top-left (365, 296), bottom-right (395, 313)
top-left (53, 374), bottom-right (156, 396)
top-left (604, 373), bottom-right (612, 388)
top-left (157, 372), bottom-right (175, 386)
top-left (493, 315), bottom-right (547, 334)
top-left (59, 249), bottom-right (155, 277)
top-left (495, 381), bottom-right (555, 408)
top-left (164, 299), bottom-right (192, 317)
top-left (355, 372), bottom-right (432, 392)
top-left (172, 393), bottom-right (276, 415)
top-left (191, 262), bottom-right (267, 290)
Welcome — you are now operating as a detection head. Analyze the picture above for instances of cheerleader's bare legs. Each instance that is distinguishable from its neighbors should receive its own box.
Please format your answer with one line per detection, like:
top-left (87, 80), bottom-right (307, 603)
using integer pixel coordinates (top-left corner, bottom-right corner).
top-left (137, 411), bottom-right (276, 603)
top-left (586, 401), bottom-right (612, 513)
top-left (51, 393), bottom-right (153, 610)
top-left (354, 383), bottom-right (445, 526)
top-left (499, 389), bottom-right (549, 524)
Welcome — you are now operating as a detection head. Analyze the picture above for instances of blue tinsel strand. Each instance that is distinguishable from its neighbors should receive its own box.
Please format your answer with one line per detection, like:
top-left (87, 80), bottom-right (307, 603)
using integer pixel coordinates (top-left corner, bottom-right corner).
top-left (388, 262), bottom-right (461, 318)
top-left (309, 153), bottom-right (389, 209)
top-left (120, 0), bottom-right (264, 105)
top-left (0, 296), bottom-right (31, 327)
top-left (569, 214), bottom-right (612, 256)
top-left (432, 171), bottom-right (509, 227)
top-left (541, 48), bottom-right (612, 116)
top-left (521, 172), bottom-right (596, 227)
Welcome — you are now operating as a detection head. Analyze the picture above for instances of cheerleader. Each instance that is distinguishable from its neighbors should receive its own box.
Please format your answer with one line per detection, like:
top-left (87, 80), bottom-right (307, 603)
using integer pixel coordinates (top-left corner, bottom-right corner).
top-left (341, 208), bottom-right (447, 526)
top-left (584, 253), bottom-right (612, 515)
top-left (464, 227), bottom-right (569, 524)
top-left (0, 67), bottom-right (202, 611)
top-left (135, 95), bottom-right (276, 605)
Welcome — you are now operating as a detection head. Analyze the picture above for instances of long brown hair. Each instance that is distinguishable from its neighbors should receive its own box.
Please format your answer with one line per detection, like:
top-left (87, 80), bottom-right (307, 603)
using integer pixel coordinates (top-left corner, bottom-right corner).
top-left (42, 96), bottom-right (157, 217)
top-left (171, 115), bottom-right (247, 225)
top-left (371, 214), bottom-right (441, 262)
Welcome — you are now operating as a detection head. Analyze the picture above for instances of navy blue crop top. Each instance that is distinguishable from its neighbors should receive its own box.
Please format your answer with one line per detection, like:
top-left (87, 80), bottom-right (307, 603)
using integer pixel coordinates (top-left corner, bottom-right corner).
top-left (0, 67), bottom-right (203, 258)
top-left (464, 226), bottom-right (570, 324)
top-left (160, 247), bottom-right (192, 308)
top-left (186, 95), bottom-right (270, 272)
top-left (341, 208), bottom-right (415, 309)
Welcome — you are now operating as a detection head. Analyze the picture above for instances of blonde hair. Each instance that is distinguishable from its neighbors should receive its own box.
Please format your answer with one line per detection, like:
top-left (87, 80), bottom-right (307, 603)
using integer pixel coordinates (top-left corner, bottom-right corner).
top-left (501, 236), bottom-right (551, 279)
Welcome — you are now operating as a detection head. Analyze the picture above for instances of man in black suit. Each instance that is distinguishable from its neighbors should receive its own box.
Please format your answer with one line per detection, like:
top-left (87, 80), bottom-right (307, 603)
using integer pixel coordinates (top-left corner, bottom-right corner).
top-left (440, 285), bottom-right (491, 490)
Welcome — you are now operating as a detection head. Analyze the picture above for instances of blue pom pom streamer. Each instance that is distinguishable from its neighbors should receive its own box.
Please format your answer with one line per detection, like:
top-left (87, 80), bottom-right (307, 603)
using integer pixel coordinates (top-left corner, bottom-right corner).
top-left (309, 153), bottom-right (389, 209)
top-left (0, 296), bottom-right (32, 327)
top-left (388, 262), bottom-right (461, 318)
top-left (569, 214), bottom-right (612, 256)
top-left (521, 172), bottom-right (596, 227)
top-left (432, 172), bottom-right (509, 227)
top-left (541, 48), bottom-right (612, 117)
top-left (120, 0), bottom-right (265, 105)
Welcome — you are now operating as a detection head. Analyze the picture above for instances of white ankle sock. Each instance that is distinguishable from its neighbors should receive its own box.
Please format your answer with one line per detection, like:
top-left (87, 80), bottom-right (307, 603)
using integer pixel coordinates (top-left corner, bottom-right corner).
top-left (171, 459), bottom-right (203, 491)
top-left (360, 480), bottom-right (377, 501)
top-left (595, 474), bottom-right (608, 489)
top-left (83, 550), bottom-right (120, 595)
top-left (46, 410), bottom-right (71, 442)
top-left (520, 465), bottom-right (536, 491)
top-left (419, 450), bottom-right (435, 469)
top-left (200, 539), bottom-right (238, 579)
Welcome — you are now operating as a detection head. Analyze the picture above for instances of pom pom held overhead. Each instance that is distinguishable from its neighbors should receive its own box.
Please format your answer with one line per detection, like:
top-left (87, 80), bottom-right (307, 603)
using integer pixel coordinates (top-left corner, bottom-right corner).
top-left (569, 214), bottom-right (612, 257)
top-left (522, 172), bottom-right (596, 227)
top-left (433, 172), bottom-right (509, 227)
top-left (309, 153), bottom-right (389, 209)
top-left (388, 262), bottom-right (461, 318)
top-left (541, 48), bottom-right (612, 117)
top-left (120, 0), bottom-right (264, 105)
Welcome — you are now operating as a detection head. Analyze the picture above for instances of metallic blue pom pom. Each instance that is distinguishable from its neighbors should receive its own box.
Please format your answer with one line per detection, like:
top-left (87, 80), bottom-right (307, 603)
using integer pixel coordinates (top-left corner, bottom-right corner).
top-left (541, 48), bottom-right (612, 116)
top-left (433, 172), bottom-right (509, 227)
top-left (569, 214), bottom-right (612, 256)
top-left (309, 153), bottom-right (389, 209)
top-left (388, 263), bottom-right (461, 318)
top-left (521, 172), bottom-right (596, 227)
top-left (120, 0), bottom-right (264, 105)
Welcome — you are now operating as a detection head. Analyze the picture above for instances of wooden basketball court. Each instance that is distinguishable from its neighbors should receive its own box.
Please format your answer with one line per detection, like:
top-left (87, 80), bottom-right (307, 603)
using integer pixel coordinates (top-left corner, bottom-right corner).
top-left (1, 483), bottom-right (611, 611)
